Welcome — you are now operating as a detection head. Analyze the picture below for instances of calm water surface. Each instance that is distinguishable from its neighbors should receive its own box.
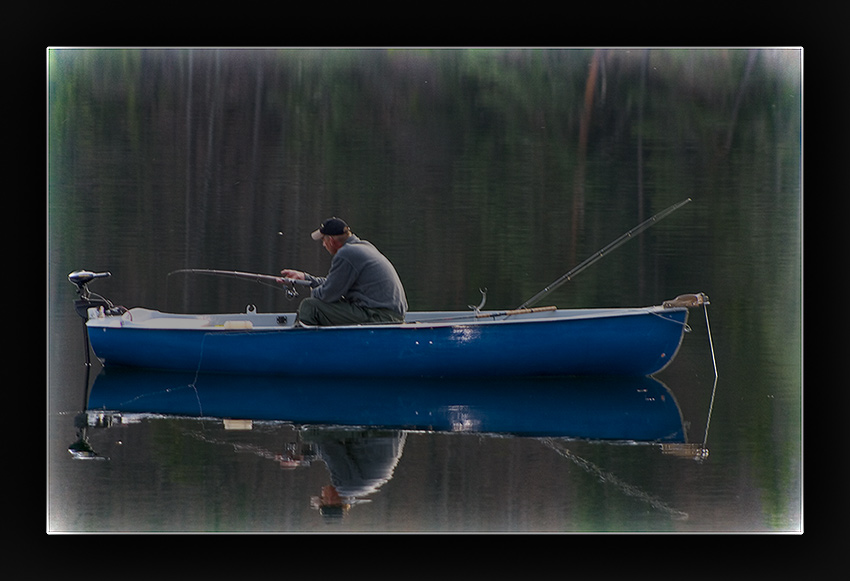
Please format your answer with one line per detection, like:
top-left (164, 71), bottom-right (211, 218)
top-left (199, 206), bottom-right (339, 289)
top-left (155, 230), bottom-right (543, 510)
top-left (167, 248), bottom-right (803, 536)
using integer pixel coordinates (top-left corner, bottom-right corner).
top-left (48, 48), bottom-right (802, 533)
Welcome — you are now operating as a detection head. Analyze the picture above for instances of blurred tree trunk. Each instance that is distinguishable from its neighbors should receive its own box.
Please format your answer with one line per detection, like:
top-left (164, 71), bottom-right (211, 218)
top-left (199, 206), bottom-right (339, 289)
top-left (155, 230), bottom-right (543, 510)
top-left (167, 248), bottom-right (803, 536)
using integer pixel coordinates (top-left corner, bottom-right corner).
top-left (571, 49), bottom-right (601, 264)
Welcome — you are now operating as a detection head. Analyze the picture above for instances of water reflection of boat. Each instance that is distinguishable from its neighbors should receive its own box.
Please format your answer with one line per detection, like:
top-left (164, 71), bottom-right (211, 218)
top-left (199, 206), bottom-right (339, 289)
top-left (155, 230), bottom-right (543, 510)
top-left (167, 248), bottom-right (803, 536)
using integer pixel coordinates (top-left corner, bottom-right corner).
top-left (86, 368), bottom-right (686, 442)
top-left (77, 369), bottom-right (701, 521)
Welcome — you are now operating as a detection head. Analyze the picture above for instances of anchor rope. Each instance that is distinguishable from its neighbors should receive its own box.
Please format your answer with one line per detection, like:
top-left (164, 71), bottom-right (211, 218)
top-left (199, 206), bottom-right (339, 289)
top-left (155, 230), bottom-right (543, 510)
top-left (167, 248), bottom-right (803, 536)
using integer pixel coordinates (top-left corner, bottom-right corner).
top-left (700, 303), bottom-right (719, 449)
top-left (704, 303), bottom-right (718, 379)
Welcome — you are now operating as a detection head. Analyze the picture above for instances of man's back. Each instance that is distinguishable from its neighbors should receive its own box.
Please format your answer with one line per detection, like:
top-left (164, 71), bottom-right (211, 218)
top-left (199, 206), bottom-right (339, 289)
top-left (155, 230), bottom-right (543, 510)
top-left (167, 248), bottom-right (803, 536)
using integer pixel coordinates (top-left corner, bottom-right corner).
top-left (313, 235), bottom-right (408, 317)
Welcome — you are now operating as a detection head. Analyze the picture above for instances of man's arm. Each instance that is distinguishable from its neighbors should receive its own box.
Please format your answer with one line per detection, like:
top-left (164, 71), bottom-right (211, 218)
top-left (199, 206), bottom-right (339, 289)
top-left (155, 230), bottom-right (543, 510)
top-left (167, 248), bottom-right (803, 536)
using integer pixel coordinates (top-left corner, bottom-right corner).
top-left (310, 256), bottom-right (358, 302)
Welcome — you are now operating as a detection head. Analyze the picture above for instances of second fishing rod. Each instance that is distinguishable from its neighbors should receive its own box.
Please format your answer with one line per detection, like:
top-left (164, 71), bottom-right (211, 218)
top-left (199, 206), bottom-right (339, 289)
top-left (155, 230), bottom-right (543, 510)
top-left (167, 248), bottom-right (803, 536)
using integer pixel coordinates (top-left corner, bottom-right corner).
top-left (518, 198), bottom-right (692, 309)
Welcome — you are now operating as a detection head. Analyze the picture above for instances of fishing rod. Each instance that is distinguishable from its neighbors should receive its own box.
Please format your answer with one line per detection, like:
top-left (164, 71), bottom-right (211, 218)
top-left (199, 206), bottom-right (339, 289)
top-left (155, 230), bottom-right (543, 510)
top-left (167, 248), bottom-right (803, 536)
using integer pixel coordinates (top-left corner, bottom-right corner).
top-left (168, 269), bottom-right (312, 298)
top-left (518, 198), bottom-right (692, 309)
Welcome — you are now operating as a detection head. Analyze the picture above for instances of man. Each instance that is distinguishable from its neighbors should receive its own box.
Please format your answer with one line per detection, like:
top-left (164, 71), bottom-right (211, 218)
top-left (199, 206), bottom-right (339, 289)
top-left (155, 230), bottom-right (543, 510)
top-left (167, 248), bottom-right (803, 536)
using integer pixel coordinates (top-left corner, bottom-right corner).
top-left (281, 217), bottom-right (408, 326)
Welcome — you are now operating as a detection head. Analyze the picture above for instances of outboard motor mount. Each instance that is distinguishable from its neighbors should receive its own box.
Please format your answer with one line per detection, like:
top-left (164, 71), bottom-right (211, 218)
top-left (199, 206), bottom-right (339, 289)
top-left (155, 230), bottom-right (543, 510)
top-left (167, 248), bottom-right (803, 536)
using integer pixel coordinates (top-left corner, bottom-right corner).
top-left (68, 270), bottom-right (125, 320)
top-left (68, 270), bottom-right (127, 367)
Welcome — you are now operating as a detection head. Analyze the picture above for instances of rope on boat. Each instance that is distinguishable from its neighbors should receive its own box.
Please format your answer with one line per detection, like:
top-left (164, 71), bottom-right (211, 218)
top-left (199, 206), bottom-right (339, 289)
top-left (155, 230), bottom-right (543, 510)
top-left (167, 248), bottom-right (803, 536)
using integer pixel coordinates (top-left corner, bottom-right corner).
top-left (699, 301), bottom-right (719, 454)
top-left (703, 301), bottom-right (718, 379)
top-left (650, 294), bottom-right (718, 461)
top-left (662, 299), bottom-right (719, 462)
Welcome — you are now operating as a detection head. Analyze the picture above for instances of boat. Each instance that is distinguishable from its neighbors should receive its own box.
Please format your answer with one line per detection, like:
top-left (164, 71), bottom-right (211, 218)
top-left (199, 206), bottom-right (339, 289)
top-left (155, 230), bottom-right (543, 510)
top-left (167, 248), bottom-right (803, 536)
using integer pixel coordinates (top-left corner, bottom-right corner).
top-left (69, 269), bottom-right (708, 378)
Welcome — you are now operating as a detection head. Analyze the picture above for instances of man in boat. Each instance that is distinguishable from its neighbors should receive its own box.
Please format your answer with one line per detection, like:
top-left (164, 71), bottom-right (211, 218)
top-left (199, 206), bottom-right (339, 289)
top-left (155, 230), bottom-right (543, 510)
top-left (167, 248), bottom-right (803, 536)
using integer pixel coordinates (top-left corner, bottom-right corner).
top-left (281, 217), bottom-right (408, 326)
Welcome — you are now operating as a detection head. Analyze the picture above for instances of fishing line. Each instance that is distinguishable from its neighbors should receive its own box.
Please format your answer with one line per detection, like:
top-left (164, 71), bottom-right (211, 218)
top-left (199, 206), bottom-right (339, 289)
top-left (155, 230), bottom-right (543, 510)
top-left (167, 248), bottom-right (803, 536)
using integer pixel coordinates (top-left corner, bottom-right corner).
top-left (189, 332), bottom-right (212, 402)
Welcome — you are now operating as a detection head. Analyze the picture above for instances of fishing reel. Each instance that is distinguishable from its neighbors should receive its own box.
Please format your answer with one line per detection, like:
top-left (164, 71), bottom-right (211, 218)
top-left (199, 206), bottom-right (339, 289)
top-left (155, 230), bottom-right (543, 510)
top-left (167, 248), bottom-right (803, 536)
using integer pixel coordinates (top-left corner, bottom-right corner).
top-left (282, 279), bottom-right (300, 299)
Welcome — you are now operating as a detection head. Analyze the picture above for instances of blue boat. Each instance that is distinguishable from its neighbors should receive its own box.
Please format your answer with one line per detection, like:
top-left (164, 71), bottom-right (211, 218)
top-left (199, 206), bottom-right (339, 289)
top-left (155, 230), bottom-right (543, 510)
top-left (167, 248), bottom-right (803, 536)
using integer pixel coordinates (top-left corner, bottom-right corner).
top-left (86, 369), bottom-right (687, 442)
top-left (70, 269), bottom-right (706, 378)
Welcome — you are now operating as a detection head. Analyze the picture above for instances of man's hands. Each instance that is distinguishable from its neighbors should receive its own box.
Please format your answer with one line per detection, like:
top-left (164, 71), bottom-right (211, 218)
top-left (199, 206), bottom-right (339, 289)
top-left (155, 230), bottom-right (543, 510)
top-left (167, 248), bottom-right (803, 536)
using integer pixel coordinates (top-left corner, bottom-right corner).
top-left (280, 269), bottom-right (306, 281)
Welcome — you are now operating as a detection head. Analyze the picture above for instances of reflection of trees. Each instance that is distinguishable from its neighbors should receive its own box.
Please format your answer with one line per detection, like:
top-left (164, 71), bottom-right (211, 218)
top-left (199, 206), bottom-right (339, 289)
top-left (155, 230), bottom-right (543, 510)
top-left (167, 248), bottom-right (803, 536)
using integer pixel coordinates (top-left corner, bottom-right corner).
top-left (49, 47), bottom-right (800, 310)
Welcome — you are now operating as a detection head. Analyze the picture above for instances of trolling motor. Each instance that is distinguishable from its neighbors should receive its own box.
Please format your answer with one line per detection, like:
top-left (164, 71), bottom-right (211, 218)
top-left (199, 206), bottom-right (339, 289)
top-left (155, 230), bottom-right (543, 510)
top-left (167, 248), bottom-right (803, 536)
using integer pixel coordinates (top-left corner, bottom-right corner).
top-left (68, 270), bottom-right (127, 367)
top-left (68, 270), bottom-right (126, 320)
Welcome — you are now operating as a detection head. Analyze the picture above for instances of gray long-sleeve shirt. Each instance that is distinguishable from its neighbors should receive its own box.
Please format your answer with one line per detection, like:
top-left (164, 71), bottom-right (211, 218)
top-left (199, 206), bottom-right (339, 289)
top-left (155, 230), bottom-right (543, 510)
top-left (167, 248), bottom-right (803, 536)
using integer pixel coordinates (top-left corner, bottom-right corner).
top-left (305, 235), bottom-right (408, 317)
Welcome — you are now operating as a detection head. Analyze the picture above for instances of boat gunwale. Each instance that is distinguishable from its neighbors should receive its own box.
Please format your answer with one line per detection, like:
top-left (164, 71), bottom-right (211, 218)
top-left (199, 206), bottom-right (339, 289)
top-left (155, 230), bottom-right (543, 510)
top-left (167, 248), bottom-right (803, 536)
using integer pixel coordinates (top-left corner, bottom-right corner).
top-left (85, 304), bottom-right (689, 332)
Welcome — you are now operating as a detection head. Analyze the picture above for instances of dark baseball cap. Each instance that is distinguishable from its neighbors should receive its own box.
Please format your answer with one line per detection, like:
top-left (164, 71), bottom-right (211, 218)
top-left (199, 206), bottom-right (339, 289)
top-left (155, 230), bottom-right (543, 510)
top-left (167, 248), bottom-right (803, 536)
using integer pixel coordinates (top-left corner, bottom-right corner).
top-left (311, 217), bottom-right (349, 240)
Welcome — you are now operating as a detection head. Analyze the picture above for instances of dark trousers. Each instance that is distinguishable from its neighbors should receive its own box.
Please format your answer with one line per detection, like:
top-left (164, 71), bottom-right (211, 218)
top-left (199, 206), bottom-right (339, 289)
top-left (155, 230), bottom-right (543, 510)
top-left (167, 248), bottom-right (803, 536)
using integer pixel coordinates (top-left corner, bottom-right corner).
top-left (297, 297), bottom-right (403, 326)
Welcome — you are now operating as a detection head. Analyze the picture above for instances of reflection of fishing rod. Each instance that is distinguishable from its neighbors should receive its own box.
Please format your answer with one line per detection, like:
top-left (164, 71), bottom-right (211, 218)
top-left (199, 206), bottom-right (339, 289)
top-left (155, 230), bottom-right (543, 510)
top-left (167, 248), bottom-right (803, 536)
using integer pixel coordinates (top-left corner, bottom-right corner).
top-left (168, 269), bottom-right (312, 298)
top-left (541, 438), bottom-right (689, 521)
top-left (518, 198), bottom-right (692, 309)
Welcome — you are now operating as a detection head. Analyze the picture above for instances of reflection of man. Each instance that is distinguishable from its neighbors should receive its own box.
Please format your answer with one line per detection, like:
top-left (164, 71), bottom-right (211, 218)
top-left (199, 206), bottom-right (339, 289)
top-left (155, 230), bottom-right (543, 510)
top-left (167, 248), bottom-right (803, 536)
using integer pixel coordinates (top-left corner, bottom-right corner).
top-left (308, 428), bottom-right (407, 520)
top-left (281, 217), bottom-right (408, 326)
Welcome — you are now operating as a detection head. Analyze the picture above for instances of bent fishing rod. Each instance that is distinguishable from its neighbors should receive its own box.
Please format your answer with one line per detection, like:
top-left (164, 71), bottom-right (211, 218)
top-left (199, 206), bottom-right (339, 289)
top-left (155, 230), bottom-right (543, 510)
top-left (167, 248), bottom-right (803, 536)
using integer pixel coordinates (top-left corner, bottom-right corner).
top-left (518, 198), bottom-right (692, 309)
top-left (168, 268), bottom-right (312, 298)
